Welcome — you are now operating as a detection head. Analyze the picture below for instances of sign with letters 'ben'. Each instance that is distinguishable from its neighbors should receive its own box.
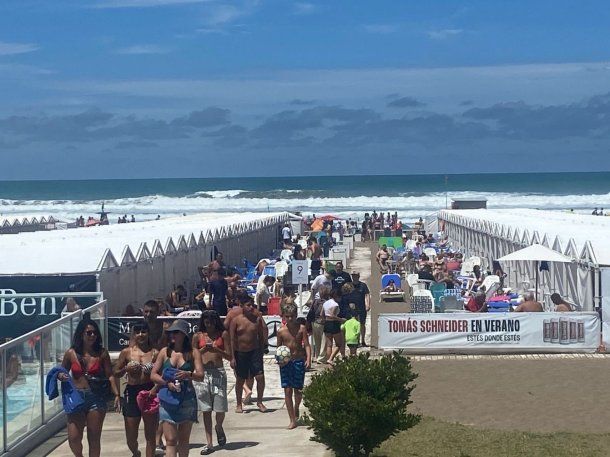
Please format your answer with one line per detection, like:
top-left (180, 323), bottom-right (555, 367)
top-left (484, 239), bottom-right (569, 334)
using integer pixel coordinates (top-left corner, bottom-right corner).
top-left (0, 275), bottom-right (97, 338)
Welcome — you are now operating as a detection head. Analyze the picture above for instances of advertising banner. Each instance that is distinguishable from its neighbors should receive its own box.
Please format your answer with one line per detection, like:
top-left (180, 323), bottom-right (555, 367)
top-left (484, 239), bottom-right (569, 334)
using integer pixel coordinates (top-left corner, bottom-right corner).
top-left (0, 274), bottom-right (97, 338)
top-left (108, 315), bottom-right (283, 354)
top-left (379, 312), bottom-right (600, 353)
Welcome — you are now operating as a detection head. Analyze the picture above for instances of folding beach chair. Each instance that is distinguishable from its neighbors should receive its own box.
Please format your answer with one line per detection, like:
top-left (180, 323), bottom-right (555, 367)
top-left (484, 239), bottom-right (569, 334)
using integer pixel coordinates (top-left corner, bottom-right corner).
top-left (380, 273), bottom-right (404, 302)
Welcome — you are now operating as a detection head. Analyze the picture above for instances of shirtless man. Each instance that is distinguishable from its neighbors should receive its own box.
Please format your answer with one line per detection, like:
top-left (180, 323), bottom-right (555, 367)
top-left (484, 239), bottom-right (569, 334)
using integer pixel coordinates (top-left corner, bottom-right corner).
top-left (229, 293), bottom-right (268, 413)
top-left (308, 237), bottom-right (323, 277)
top-left (550, 293), bottom-right (573, 312)
top-left (142, 300), bottom-right (168, 350)
top-left (513, 292), bottom-right (543, 312)
top-left (277, 301), bottom-right (311, 429)
top-left (208, 253), bottom-right (226, 276)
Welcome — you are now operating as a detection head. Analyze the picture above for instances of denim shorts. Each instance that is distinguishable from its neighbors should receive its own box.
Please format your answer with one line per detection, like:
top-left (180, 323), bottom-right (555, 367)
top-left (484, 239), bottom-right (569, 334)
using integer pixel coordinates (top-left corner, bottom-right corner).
top-left (159, 386), bottom-right (198, 425)
top-left (69, 388), bottom-right (107, 416)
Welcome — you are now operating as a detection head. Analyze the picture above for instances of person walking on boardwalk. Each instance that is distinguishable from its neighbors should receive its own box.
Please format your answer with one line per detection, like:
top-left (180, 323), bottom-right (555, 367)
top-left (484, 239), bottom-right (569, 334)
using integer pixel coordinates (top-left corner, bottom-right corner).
top-left (230, 293), bottom-right (268, 413)
top-left (58, 314), bottom-right (120, 457)
top-left (151, 320), bottom-right (204, 457)
top-left (277, 301), bottom-right (311, 429)
top-left (192, 310), bottom-right (231, 455)
top-left (224, 290), bottom-right (268, 409)
top-left (114, 322), bottom-right (159, 457)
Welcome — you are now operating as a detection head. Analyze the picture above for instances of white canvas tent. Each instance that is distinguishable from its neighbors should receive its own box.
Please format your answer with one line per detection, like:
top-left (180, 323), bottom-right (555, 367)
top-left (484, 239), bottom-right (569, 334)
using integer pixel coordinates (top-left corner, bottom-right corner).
top-left (0, 212), bottom-right (289, 314)
top-left (438, 209), bottom-right (610, 311)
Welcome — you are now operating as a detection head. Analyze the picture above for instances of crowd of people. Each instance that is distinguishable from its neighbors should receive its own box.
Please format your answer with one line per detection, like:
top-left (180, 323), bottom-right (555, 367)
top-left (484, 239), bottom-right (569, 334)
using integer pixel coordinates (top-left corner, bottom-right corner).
top-left (50, 293), bottom-right (272, 457)
top-left (47, 221), bottom-right (372, 457)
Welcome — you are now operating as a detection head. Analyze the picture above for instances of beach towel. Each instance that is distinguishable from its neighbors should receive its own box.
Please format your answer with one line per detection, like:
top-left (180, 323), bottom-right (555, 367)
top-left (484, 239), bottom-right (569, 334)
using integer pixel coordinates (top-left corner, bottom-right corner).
top-left (46, 366), bottom-right (84, 414)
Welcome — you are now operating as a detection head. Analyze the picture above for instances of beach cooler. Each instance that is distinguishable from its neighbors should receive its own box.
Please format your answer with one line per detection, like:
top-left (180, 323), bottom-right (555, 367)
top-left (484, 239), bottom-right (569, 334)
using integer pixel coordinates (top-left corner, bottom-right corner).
top-left (267, 297), bottom-right (281, 315)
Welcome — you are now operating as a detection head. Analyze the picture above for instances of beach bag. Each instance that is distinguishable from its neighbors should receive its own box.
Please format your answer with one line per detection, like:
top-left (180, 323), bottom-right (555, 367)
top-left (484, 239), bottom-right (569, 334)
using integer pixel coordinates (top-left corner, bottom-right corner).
top-left (136, 390), bottom-right (160, 415)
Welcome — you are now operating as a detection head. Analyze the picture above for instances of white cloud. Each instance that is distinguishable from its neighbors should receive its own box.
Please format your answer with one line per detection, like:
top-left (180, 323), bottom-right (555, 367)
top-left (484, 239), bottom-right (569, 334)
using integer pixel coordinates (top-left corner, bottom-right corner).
top-left (294, 2), bottom-right (315, 15)
top-left (204, 4), bottom-right (245, 26)
top-left (93, 0), bottom-right (207, 8)
top-left (0, 41), bottom-right (40, 56)
top-left (363, 24), bottom-right (399, 34)
top-left (115, 45), bottom-right (171, 54)
top-left (427, 28), bottom-right (463, 40)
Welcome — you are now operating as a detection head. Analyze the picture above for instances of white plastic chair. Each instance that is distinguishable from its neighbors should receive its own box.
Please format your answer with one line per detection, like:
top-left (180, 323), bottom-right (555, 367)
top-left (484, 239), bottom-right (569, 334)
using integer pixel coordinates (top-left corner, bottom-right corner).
top-left (424, 247), bottom-right (437, 259)
top-left (459, 260), bottom-right (474, 277)
top-left (480, 275), bottom-right (500, 292)
top-left (280, 249), bottom-right (293, 262)
top-left (468, 256), bottom-right (481, 266)
top-left (407, 274), bottom-right (422, 291)
top-left (274, 260), bottom-right (288, 278)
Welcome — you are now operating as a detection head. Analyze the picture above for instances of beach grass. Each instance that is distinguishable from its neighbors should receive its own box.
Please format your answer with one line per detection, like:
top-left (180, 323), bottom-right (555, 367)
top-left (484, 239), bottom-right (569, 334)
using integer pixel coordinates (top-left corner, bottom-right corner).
top-left (374, 416), bottom-right (610, 457)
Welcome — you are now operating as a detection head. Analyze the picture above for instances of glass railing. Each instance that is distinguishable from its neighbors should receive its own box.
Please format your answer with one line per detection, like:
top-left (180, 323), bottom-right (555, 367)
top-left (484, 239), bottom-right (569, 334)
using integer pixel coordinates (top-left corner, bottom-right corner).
top-left (0, 293), bottom-right (106, 456)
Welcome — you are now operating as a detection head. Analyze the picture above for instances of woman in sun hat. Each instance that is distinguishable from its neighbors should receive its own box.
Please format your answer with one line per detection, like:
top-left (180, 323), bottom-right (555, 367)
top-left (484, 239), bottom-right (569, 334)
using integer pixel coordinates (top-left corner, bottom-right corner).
top-left (151, 320), bottom-right (204, 457)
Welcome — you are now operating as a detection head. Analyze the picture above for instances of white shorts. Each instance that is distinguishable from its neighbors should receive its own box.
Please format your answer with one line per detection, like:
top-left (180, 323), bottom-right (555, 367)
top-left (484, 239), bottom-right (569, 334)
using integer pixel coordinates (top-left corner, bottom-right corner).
top-left (194, 367), bottom-right (228, 413)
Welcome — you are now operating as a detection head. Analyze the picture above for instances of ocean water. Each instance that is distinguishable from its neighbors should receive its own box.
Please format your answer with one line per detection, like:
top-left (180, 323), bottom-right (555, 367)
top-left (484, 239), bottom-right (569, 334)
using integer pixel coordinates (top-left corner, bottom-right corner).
top-left (1, 172), bottom-right (610, 223)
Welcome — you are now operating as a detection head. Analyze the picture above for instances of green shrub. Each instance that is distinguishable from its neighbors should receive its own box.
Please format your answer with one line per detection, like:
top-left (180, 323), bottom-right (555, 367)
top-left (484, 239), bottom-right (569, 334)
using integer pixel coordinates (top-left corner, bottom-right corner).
top-left (303, 352), bottom-right (420, 456)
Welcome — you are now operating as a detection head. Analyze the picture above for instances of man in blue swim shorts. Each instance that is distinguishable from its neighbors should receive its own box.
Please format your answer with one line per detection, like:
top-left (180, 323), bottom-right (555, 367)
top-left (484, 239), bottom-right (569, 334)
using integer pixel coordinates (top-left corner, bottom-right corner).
top-left (277, 301), bottom-right (311, 429)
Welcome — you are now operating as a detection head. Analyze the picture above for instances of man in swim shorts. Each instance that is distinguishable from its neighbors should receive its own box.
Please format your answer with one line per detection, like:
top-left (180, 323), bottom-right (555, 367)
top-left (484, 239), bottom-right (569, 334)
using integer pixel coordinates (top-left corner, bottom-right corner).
top-left (230, 294), bottom-right (267, 413)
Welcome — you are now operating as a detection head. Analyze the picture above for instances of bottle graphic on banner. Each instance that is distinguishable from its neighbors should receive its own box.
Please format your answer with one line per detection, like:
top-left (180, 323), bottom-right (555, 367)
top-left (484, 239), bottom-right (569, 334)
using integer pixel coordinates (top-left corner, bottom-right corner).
top-left (543, 319), bottom-right (551, 343)
top-left (577, 319), bottom-right (585, 343)
top-left (559, 317), bottom-right (569, 345)
top-left (551, 318), bottom-right (559, 343)
top-left (569, 318), bottom-right (577, 344)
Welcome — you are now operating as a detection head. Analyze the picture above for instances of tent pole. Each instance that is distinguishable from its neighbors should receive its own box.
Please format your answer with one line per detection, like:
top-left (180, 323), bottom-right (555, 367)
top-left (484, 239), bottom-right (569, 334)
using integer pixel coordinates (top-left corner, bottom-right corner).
top-left (535, 260), bottom-right (539, 302)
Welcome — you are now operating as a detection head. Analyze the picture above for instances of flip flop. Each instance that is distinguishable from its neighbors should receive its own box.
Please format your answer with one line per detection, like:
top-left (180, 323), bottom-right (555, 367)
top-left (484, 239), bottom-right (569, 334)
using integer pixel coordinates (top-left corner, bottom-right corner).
top-left (215, 424), bottom-right (227, 446)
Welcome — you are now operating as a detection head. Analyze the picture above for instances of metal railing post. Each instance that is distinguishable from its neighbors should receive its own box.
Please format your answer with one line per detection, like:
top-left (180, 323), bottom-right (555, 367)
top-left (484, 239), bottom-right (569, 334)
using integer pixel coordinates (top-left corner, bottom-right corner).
top-left (40, 333), bottom-right (45, 425)
top-left (2, 349), bottom-right (7, 453)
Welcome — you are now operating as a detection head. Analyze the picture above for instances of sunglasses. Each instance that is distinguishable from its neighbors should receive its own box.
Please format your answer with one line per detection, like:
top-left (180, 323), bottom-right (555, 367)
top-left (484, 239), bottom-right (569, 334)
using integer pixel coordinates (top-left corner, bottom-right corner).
top-left (85, 330), bottom-right (97, 337)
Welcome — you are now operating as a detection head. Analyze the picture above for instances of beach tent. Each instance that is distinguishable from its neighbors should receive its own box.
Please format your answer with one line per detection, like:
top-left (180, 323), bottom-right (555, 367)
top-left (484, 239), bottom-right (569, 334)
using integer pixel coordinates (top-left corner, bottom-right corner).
top-left (498, 244), bottom-right (572, 301)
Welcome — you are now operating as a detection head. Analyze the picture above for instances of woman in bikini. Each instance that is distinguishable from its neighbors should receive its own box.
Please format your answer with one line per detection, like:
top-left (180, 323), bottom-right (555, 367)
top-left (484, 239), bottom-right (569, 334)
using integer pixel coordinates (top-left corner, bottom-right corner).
top-left (59, 314), bottom-right (119, 457)
top-left (151, 320), bottom-right (204, 457)
top-left (192, 310), bottom-right (232, 455)
top-left (115, 322), bottom-right (159, 457)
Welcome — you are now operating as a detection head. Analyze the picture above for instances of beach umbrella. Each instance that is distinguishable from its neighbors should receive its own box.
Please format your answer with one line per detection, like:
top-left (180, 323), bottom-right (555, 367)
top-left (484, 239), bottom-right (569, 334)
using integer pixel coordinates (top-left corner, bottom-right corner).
top-left (319, 214), bottom-right (341, 221)
top-left (498, 244), bottom-right (572, 300)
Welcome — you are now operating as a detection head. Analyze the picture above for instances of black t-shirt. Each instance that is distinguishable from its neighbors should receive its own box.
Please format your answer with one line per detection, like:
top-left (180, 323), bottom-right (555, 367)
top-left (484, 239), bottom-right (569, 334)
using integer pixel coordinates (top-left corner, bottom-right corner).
top-left (418, 270), bottom-right (435, 282)
top-left (352, 282), bottom-right (370, 309)
top-left (208, 278), bottom-right (228, 315)
top-left (331, 271), bottom-right (352, 292)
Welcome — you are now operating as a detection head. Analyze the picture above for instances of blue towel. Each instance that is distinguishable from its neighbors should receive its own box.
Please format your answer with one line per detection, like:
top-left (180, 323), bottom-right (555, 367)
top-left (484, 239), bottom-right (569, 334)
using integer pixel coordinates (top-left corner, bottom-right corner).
top-left (157, 367), bottom-right (184, 406)
top-left (46, 366), bottom-right (84, 414)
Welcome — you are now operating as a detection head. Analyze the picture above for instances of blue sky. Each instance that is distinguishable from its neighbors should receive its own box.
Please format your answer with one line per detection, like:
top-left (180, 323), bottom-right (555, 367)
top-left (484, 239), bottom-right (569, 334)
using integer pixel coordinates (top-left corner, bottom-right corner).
top-left (1, 0), bottom-right (610, 178)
